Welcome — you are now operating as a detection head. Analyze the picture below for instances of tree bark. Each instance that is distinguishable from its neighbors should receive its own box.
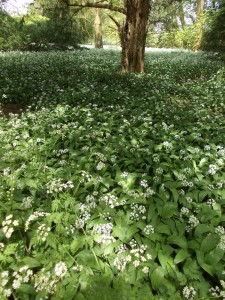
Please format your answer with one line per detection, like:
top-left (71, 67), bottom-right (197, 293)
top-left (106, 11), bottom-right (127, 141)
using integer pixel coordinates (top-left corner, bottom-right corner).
top-left (193, 0), bottom-right (205, 50)
top-left (119, 0), bottom-right (150, 73)
top-left (178, 3), bottom-right (186, 29)
top-left (66, 0), bottom-right (151, 73)
top-left (94, 8), bottom-right (103, 48)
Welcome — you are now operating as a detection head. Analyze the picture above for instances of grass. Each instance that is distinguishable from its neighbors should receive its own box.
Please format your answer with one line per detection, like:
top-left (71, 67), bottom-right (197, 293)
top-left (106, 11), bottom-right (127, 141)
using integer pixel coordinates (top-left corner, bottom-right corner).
top-left (0, 49), bottom-right (225, 300)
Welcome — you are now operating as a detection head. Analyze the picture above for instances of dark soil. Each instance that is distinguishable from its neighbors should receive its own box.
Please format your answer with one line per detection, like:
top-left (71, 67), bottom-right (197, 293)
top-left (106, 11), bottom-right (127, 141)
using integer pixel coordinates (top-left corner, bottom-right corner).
top-left (0, 103), bottom-right (27, 117)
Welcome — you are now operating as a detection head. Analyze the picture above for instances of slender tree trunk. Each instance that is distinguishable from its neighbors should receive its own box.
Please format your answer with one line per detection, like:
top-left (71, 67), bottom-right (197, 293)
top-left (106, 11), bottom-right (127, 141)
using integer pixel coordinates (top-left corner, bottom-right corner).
top-left (194, 0), bottom-right (205, 50)
top-left (119, 0), bottom-right (150, 73)
top-left (94, 8), bottom-right (103, 48)
top-left (178, 4), bottom-right (186, 29)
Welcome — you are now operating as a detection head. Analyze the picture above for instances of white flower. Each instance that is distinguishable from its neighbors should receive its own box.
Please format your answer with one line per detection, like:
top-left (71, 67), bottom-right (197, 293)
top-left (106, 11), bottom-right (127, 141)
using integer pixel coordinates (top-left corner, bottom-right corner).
top-left (142, 266), bottom-right (149, 274)
top-left (209, 164), bottom-right (217, 175)
top-left (183, 286), bottom-right (196, 299)
top-left (54, 262), bottom-right (67, 278)
top-left (144, 224), bottom-right (155, 234)
top-left (96, 161), bottom-right (105, 170)
top-left (12, 279), bottom-right (22, 289)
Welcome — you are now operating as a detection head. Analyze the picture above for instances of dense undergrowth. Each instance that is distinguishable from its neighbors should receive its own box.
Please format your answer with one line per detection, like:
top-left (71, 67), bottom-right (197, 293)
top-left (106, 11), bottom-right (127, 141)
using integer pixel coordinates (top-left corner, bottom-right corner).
top-left (0, 49), bottom-right (225, 299)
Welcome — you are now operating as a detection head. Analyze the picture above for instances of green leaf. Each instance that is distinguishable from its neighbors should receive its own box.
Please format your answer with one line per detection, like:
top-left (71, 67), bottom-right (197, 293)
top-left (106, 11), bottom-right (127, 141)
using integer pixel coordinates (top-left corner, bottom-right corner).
top-left (19, 284), bottom-right (36, 295)
top-left (113, 225), bottom-right (139, 243)
top-left (150, 266), bottom-right (166, 290)
top-left (174, 249), bottom-right (190, 264)
top-left (70, 236), bottom-right (86, 254)
top-left (22, 257), bottom-right (41, 268)
top-left (196, 250), bottom-right (214, 276)
top-left (167, 235), bottom-right (187, 249)
top-left (205, 248), bottom-right (224, 265)
top-left (200, 234), bottom-right (220, 253)
top-left (194, 224), bottom-right (213, 237)
top-left (156, 223), bottom-right (171, 235)
top-left (161, 203), bottom-right (177, 218)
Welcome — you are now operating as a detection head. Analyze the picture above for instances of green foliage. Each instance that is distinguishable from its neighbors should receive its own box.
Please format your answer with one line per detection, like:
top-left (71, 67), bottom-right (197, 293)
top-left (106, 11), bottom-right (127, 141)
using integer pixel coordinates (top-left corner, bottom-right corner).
top-left (0, 49), bottom-right (225, 299)
top-left (202, 4), bottom-right (225, 52)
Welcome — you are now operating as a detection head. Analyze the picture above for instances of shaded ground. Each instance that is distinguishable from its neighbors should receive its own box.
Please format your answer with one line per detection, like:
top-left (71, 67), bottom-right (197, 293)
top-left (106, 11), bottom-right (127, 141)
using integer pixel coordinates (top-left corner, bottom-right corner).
top-left (0, 103), bottom-right (27, 117)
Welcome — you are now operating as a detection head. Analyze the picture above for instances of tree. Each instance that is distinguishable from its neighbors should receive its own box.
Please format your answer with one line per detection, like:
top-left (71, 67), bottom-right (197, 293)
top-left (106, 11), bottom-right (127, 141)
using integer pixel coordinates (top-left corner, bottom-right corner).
top-left (202, 0), bottom-right (225, 51)
top-left (193, 0), bottom-right (205, 50)
top-left (63, 0), bottom-right (150, 73)
top-left (94, 8), bottom-right (103, 48)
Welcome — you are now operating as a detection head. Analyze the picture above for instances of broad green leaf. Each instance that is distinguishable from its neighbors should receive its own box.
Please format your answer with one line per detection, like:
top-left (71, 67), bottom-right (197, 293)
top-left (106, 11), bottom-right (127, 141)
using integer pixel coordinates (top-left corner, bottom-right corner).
top-left (194, 224), bottom-right (213, 237)
top-left (19, 284), bottom-right (36, 295)
top-left (174, 249), bottom-right (190, 264)
top-left (150, 266), bottom-right (166, 290)
top-left (167, 235), bottom-right (187, 249)
top-left (156, 223), bottom-right (171, 235)
top-left (113, 225), bottom-right (138, 243)
top-left (200, 234), bottom-right (220, 253)
top-left (22, 257), bottom-right (41, 268)
top-left (161, 203), bottom-right (177, 218)
top-left (70, 236), bottom-right (86, 254)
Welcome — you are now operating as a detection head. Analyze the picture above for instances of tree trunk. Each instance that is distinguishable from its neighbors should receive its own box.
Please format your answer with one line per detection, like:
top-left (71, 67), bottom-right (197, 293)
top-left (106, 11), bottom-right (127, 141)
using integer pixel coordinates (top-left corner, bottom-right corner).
top-left (120, 0), bottom-right (150, 73)
top-left (178, 4), bottom-right (186, 29)
top-left (94, 8), bottom-right (103, 48)
top-left (193, 0), bottom-right (205, 50)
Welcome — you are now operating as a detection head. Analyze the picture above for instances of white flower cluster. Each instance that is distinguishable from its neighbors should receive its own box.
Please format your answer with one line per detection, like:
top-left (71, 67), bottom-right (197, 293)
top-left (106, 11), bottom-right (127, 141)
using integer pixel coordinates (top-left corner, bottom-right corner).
top-left (114, 242), bottom-right (151, 272)
top-left (121, 172), bottom-right (129, 178)
top-left (25, 211), bottom-right (50, 231)
top-left (55, 148), bottom-right (69, 157)
top-left (140, 179), bottom-right (148, 188)
top-left (93, 223), bottom-right (116, 244)
top-left (74, 203), bottom-right (91, 229)
top-left (54, 262), bottom-right (68, 278)
top-left (218, 235), bottom-right (225, 251)
top-left (208, 164), bottom-right (217, 175)
top-left (207, 198), bottom-right (216, 207)
top-left (46, 179), bottom-right (74, 194)
top-left (100, 193), bottom-right (119, 208)
top-left (96, 161), bottom-right (105, 170)
top-left (93, 152), bottom-right (107, 162)
top-left (163, 141), bottom-right (173, 149)
top-left (180, 207), bottom-right (190, 217)
top-left (209, 281), bottom-right (225, 300)
top-left (72, 264), bottom-right (83, 272)
top-left (185, 215), bottom-right (199, 232)
top-left (182, 286), bottom-right (197, 299)
top-left (3, 167), bottom-right (11, 176)
top-left (156, 168), bottom-right (164, 175)
top-left (37, 224), bottom-right (51, 242)
top-left (12, 266), bottom-right (33, 290)
top-left (0, 242), bottom-right (4, 251)
top-left (34, 262), bottom-right (68, 295)
top-left (143, 224), bottom-right (155, 235)
top-left (86, 194), bottom-right (97, 209)
top-left (0, 271), bottom-right (11, 298)
top-left (215, 226), bottom-right (224, 235)
top-left (80, 171), bottom-right (92, 182)
top-left (22, 196), bottom-right (33, 209)
top-left (130, 204), bottom-right (146, 221)
top-left (34, 269), bottom-right (52, 294)
top-left (2, 215), bottom-right (19, 239)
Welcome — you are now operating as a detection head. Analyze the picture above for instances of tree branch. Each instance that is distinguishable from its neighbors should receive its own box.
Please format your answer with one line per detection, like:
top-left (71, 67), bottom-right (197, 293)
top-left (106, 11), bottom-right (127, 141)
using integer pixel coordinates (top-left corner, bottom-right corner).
top-left (108, 14), bottom-right (122, 30)
top-left (65, 1), bottom-right (126, 15)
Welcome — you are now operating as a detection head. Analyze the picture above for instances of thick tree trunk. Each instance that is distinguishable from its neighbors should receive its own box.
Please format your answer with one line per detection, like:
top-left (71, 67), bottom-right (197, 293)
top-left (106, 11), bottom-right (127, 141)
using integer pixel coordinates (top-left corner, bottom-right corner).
top-left (193, 0), bottom-right (205, 50)
top-left (120, 0), bottom-right (150, 73)
top-left (94, 8), bottom-right (103, 48)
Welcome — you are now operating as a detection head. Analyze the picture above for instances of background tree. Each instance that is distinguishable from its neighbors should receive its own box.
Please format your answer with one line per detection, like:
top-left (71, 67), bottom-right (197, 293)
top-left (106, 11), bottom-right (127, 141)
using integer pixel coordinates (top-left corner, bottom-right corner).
top-left (202, 0), bottom-right (225, 51)
top-left (94, 8), bottom-right (103, 48)
top-left (64, 0), bottom-right (187, 73)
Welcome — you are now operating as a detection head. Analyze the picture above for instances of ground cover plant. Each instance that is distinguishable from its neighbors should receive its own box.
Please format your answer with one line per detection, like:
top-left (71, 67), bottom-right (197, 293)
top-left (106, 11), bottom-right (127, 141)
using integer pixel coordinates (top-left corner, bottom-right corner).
top-left (0, 49), bottom-right (225, 299)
